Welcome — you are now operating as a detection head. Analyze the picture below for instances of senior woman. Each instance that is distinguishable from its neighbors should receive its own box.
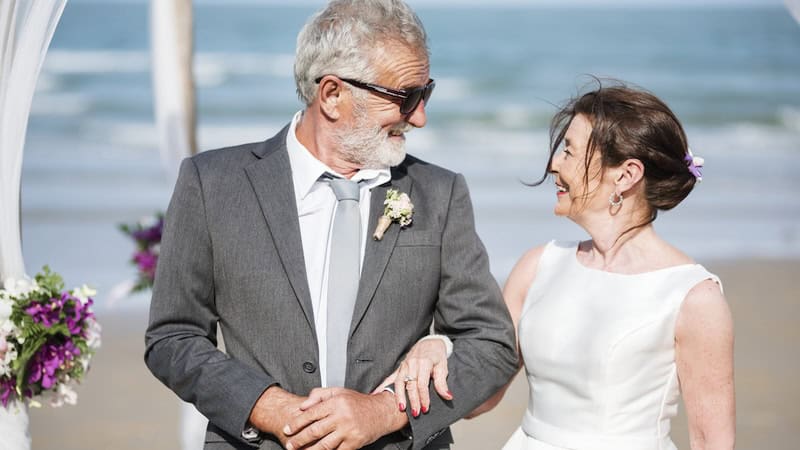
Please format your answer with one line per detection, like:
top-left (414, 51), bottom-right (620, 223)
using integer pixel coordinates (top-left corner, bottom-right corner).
top-left (380, 82), bottom-right (735, 450)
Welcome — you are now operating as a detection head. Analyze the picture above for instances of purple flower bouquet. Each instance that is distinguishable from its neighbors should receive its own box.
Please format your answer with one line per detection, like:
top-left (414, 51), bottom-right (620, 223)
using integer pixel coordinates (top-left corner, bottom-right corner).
top-left (119, 213), bottom-right (163, 292)
top-left (0, 267), bottom-right (101, 409)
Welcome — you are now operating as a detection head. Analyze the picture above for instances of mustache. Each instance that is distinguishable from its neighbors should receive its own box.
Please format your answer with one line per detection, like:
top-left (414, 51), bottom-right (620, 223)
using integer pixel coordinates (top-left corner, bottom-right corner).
top-left (388, 123), bottom-right (413, 135)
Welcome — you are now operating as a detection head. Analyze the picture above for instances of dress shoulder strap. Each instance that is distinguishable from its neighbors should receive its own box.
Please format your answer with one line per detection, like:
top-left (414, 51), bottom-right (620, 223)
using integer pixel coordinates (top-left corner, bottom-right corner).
top-left (520, 241), bottom-right (579, 314)
top-left (657, 264), bottom-right (725, 313)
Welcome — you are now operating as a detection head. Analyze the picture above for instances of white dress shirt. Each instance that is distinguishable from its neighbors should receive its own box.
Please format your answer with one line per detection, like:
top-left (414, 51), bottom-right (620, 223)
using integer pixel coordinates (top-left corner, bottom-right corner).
top-left (285, 111), bottom-right (391, 387)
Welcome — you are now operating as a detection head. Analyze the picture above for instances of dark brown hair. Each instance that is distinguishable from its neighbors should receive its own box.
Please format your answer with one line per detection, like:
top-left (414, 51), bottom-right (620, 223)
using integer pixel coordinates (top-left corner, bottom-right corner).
top-left (538, 80), bottom-right (697, 224)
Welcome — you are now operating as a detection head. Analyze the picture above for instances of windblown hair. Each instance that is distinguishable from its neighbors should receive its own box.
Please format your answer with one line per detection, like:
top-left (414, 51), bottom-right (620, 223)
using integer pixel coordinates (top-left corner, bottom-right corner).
top-left (539, 80), bottom-right (697, 224)
top-left (294, 0), bottom-right (429, 105)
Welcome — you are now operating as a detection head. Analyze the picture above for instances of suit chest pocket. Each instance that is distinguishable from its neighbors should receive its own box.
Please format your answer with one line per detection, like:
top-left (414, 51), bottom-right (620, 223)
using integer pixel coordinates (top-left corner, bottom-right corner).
top-left (394, 230), bottom-right (441, 247)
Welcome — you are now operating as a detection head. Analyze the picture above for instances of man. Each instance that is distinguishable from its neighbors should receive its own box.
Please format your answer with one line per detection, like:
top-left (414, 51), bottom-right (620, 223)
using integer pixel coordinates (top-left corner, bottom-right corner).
top-left (144, 1), bottom-right (517, 449)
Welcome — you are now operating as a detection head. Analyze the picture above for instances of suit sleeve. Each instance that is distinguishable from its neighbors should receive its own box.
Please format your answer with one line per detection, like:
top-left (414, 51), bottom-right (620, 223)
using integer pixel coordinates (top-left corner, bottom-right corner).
top-left (407, 173), bottom-right (519, 449)
top-left (144, 158), bottom-right (273, 445)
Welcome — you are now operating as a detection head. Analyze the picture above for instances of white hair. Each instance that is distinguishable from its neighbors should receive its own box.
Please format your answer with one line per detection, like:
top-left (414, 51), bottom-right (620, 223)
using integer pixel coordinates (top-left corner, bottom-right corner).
top-left (294, 0), bottom-right (429, 105)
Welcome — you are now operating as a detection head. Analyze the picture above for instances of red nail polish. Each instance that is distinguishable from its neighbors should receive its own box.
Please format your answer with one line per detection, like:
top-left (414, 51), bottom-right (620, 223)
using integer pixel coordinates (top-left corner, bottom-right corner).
top-left (412, 409), bottom-right (419, 417)
top-left (421, 405), bottom-right (429, 414)
top-left (399, 403), bottom-right (406, 412)
top-left (446, 390), bottom-right (453, 399)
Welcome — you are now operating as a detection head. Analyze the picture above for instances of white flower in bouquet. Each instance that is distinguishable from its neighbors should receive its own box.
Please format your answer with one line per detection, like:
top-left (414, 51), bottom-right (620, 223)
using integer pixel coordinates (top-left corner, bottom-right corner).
top-left (72, 285), bottom-right (97, 304)
top-left (44, 383), bottom-right (78, 408)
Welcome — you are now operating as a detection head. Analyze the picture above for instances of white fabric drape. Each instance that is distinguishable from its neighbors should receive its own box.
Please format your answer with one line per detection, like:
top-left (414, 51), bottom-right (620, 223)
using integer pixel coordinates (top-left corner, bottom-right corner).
top-left (0, 1), bottom-right (67, 448)
top-left (150, 1), bottom-right (205, 448)
top-left (786, 0), bottom-right (800, 24)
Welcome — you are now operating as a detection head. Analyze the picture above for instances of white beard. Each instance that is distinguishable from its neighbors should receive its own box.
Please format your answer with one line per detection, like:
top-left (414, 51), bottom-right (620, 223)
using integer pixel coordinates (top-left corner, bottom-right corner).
top-left (333, 105), bottom-right (411, 169)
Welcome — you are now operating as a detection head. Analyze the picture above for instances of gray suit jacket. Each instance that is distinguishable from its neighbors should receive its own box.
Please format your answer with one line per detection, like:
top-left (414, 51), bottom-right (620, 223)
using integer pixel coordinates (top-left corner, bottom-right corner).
top-left (144, 125), bottom-right (518, 449)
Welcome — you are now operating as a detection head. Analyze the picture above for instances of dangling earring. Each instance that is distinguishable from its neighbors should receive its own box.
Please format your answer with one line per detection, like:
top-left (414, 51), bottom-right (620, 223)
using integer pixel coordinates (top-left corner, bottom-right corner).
top-left (609, 192), bottom-right (623, 207)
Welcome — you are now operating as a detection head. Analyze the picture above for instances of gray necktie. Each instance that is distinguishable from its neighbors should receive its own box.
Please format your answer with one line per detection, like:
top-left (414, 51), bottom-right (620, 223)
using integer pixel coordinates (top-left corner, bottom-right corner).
top-left (325, 177), bottom-right (361, 387)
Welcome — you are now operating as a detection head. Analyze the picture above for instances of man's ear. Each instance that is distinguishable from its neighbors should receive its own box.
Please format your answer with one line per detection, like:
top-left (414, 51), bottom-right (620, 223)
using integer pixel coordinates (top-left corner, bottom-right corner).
top-left (615, 158), bottom-right (645, 194)
top-left (317, 76), bottom-right (343, 120)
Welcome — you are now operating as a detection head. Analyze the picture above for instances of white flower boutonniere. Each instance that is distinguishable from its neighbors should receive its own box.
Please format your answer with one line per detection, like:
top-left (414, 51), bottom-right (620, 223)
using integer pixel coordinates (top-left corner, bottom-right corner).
top-left (373, 189), bottom-right (413, 241)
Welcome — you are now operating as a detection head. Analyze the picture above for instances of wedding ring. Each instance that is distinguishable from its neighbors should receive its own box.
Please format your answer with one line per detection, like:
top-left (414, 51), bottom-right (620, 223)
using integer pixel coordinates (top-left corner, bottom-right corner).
top-left (403, 375), bottom-right (417, 383)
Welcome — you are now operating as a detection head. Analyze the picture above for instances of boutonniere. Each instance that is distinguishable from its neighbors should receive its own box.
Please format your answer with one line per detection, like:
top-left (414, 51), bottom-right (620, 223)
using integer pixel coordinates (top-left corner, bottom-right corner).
top-left (373, 189), bottom-right (413, 241)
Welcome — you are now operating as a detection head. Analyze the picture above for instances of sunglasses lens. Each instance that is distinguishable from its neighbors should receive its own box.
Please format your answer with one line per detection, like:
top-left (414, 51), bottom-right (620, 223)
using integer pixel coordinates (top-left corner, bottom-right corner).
top-left (401, 89), bottom-right (423, 114)
top-left (423, 81), bottom-right (434, 104)
top-left (400, 82), bottom-right (434, 114)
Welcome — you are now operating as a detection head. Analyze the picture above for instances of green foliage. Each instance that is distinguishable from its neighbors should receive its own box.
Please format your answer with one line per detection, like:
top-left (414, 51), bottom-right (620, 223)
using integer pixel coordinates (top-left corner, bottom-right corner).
top-left (33, 265), bottom-right (64, 293)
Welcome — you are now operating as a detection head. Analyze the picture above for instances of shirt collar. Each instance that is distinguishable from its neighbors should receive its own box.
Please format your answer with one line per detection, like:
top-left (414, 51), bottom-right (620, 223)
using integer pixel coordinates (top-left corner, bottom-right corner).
top-left (285, 111), bottom-right (391, 201)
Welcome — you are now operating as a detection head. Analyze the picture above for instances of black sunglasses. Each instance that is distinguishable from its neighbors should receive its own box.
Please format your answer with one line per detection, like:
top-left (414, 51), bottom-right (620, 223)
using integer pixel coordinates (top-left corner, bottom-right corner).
top-left (315, 76), bottom-right (435, 115)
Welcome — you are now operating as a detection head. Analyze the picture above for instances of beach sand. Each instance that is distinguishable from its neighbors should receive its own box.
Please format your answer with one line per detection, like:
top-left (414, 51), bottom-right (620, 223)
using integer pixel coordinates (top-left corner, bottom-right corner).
top-left (28, 259), bottom-right (799, 449)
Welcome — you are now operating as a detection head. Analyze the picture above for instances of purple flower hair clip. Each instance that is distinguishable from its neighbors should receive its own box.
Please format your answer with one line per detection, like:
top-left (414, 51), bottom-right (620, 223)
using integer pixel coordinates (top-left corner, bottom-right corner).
top-left (684, 147), bottom-right (704, 182)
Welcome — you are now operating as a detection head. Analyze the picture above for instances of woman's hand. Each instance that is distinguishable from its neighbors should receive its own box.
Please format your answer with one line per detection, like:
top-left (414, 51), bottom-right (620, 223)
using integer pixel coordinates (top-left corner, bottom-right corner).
top-left (372, 337), bottom-right (453, 417)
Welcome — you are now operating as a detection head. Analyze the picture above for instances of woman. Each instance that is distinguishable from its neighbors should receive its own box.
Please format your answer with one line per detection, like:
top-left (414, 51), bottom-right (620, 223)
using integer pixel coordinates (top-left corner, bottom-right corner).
top-left (380, 83), bottom-right (735, 449)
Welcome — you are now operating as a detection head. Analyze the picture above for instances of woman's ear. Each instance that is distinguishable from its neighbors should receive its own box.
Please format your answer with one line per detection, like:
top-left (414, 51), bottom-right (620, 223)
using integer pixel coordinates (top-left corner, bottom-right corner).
top-left (317, 76), bottom-right (343, 120)
top-left (615, 158), bottom-right (645, 194)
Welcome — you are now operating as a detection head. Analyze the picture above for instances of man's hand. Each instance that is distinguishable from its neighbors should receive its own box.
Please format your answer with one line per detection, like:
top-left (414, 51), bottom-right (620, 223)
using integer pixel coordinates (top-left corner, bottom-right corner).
top-left (248, 386), bottom-right (306, 446)
top-left (283, 387), bottom-right (408, 450)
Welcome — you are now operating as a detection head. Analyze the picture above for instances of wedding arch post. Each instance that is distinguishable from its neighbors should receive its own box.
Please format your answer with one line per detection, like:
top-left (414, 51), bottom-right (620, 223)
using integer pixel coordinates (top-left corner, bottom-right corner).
top-left (0, 1), bottom-right (67, 448)
top-left (150, 1), bottom-right (206, 449)
top-left (151, 0), bottom-right (198, 184)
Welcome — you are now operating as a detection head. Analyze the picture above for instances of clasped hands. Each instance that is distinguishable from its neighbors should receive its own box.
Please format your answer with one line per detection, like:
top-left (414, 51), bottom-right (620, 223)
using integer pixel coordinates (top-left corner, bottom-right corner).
top-left (249, 339), bottom-right (451, 449)
top-left (249, 385), bottom-right (406, 450)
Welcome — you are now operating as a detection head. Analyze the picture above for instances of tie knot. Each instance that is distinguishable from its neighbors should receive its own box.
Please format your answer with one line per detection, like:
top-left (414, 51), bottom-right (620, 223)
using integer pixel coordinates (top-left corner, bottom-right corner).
top-left (328, 177), bottom-right (360, 202)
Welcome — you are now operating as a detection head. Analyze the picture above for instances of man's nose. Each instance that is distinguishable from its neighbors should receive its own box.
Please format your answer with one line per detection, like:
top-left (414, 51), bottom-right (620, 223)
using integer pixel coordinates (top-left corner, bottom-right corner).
top-left (405, 99), bottom-right (427, 128)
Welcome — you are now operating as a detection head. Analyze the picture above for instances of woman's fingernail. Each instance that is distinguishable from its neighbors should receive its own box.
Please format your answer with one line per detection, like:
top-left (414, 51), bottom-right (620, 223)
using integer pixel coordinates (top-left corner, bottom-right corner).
top-left (446, 390), bottom-right (453, 399)
top-left (399, 402), bottom-right (406, 412)
top-left (421, 405), bottom-right (429, 414)
top-left (412, 409), bottom-right (419, 417)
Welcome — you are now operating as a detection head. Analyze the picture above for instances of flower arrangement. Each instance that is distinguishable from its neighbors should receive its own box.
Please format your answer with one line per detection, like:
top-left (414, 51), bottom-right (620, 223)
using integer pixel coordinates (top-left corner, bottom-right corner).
top-left (0, 267), bottom-right (101, 409)
top-left (373, 189), bottom-right (414, 241)
top-left (119, 213), bottom-right (163, 292)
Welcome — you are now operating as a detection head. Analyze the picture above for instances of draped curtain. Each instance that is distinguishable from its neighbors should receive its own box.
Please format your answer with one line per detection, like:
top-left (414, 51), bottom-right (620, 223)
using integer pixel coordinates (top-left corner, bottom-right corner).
top-left (0, 0), bottom-right (66, 282)
top-left (787, 0), bottom-right (800, 24)
top-left (0, 2), bottom-right (67, 448)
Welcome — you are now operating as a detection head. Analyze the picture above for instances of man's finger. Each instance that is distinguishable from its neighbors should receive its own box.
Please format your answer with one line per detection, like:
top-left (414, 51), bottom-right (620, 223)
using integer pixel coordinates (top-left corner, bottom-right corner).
top-left (304, 430), bottom-right (345, 450)
top-left (299, 387), bottom-right (339, 410)
top-left (284, 400), bottom-right (331, 436)
top-left (285, 416), bottom-right (336, 450)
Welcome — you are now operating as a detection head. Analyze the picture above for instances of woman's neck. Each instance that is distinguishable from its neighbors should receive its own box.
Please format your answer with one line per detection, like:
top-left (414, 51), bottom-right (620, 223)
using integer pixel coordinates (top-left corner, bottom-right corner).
top-left (576, 206), bottom-right (661, 271)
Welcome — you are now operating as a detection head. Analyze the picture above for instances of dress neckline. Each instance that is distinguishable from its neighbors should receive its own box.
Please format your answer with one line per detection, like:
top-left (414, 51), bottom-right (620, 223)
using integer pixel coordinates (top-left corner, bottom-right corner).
top-left (570, 243), bottom-right (698, 277)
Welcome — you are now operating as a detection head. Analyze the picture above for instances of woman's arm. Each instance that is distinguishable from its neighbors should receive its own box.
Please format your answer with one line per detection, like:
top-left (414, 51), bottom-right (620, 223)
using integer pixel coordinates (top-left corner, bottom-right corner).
top-left (463, 245), bottom-right (543, 418)
top-left (675, 279), bottom-right (735, 450)
top-left (378, 245), bottom-right (546, 417)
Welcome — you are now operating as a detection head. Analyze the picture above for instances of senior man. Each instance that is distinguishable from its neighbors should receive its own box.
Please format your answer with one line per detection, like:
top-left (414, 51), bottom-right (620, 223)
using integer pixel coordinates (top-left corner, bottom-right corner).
top-left (145, 1), bottom-right (517, 449)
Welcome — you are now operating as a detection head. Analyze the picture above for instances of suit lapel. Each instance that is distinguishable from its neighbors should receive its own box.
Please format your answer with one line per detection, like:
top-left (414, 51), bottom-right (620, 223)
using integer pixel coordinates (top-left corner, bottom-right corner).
top-left (350, 167), bottom-right (412, 335)
top-left (244, 127), bottom-right (315, 331)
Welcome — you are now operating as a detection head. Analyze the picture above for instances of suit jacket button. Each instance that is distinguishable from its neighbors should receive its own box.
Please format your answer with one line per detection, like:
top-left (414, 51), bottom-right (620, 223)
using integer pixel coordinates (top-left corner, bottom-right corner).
top-left (302, 362), bottom-right (316, 373)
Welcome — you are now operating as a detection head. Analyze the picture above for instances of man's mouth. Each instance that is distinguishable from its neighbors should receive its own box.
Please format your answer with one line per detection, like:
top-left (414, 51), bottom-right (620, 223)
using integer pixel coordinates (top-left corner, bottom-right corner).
top-left (388, 124), bottom-right (412, 138)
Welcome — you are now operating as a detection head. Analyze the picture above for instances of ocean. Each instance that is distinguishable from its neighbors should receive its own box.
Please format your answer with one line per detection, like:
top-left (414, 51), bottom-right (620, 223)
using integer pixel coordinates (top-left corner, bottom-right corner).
top-left (20, 2), bottom-right (800, 309)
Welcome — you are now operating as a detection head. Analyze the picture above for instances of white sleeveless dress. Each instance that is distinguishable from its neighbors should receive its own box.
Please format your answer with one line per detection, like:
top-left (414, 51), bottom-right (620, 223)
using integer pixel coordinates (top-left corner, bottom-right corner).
top-left (504, 241), bottom-right (721, 450)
